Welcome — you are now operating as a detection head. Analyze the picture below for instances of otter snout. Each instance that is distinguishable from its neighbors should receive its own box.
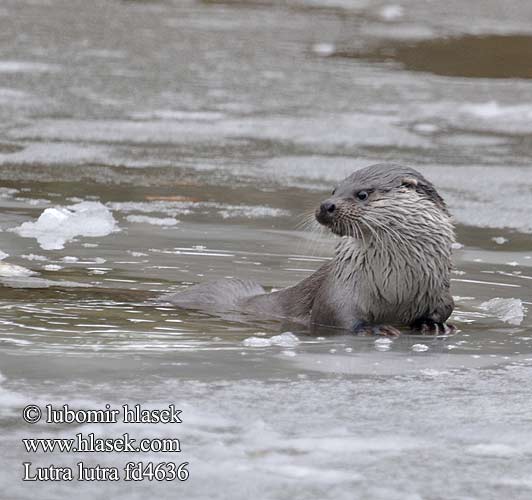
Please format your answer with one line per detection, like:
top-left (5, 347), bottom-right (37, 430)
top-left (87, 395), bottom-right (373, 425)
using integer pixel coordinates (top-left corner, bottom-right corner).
top-left (315, 199), bottom-right (336, 225)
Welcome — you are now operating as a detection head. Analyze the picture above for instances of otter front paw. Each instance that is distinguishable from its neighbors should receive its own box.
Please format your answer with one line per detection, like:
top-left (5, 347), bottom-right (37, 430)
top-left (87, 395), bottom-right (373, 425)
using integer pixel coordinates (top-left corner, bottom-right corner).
top-left (410, 318), bottom-right (456, 335)
top-left (353, 321), bottom-right (401, 338)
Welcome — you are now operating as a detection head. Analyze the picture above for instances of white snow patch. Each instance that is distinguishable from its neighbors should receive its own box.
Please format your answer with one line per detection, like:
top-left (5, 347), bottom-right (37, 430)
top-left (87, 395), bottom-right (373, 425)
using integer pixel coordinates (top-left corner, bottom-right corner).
top-left (11, 201), bottom-right (118, 250)
top-left (0, 250), bottom-right (8, 260)
top-left (479, 298), bottom-right (525, 326)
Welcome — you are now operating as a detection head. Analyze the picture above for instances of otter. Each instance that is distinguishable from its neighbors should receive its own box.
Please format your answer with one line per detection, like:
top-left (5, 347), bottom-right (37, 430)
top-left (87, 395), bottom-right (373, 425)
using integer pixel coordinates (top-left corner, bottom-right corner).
top-left (164, 164), bottom-right (456, 336)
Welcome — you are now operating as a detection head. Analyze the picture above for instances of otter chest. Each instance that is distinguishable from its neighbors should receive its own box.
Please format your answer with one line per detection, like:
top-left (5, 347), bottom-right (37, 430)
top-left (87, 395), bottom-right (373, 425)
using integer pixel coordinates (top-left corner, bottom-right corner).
top-left (338, 250), bottom-right (432, 324)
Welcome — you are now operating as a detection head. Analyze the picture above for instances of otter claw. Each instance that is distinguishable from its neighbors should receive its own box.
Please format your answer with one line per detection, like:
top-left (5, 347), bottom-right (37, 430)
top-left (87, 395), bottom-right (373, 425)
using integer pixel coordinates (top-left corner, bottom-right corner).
top-left (411, 319), bottom-right (456, 335)
top-left (353, 321), bottom-right (401, 337)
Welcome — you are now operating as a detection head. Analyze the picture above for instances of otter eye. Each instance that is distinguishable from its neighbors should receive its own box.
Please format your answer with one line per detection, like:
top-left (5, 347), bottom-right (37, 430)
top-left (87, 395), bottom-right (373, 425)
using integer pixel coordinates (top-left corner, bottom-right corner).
top-left (356, 191), bottom-right (368, 201)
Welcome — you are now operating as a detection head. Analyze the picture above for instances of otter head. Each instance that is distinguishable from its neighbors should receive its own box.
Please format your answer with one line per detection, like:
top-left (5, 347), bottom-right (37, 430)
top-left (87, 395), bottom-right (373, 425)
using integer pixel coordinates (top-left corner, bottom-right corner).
top-left (315, 163), bottom-right (451, 242)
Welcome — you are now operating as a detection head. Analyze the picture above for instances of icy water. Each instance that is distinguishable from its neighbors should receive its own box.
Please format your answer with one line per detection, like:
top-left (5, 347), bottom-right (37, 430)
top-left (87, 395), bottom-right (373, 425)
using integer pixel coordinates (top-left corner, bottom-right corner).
top-left (0, 0), bottom-right (531, 499)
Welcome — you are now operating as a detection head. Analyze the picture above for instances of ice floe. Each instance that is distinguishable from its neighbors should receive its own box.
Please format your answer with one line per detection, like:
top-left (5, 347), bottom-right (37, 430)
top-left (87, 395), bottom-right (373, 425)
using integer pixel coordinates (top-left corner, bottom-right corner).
top-left (0, 276), bottom-right (87, 288)
top-left (11, 201), bottom-right (118, 250)
top-left (0, 262), bottom-right (36, 277)
top-left (374, 338), bottom-right (393, 351)
top-left (479, 298), bottom-right (525, 326)
top-left (243, 332), bottom-right (300, 348)
top-left (43, 264), bottom-right (62, 271)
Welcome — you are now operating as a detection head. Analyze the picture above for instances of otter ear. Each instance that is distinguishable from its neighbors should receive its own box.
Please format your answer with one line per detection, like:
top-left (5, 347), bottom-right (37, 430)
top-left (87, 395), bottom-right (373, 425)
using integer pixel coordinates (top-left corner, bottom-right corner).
top-left (401, 177), bottom-right (419, 188)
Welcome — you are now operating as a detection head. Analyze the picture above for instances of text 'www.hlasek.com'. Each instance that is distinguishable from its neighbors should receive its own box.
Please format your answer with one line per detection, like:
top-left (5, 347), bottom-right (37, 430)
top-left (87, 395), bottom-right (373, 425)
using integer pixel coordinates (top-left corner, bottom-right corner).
top-left (21, 403), bottom-right (189, 482)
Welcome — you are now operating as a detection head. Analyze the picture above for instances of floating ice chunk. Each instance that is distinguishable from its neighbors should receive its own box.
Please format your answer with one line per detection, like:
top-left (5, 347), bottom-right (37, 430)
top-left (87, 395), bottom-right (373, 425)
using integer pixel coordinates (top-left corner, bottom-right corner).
top-left (0, 276), bottom-right (86, 288)
top-left (242, 337), bottom-right (271, 347)
top-left (269, 332), bottom-right (300, 347)
top-left (282, 350), bottom-right (297, 357)
top-left (420, 368), bottom-right (447, 377)
top-left (126, 215), bottom-right (179, 226)
top-left (374, 338), bottom-right (393, 351)
top-left (62, 256), bottom-right (79, 263)
top-left (128, 251), bottom-right (148, 257)
top-left (11, 201), bottom-right (118, 250)
top-left (479, 298), bottom-right (525, 326)
top-left (243, 332), bottom-right (300, 348)
top-left (0, 262), bottom-right (36, 277)
top-left (44, 265), bottom-right (62, 271)
top-left (0, 250), bottom-right (8, 260)
top-left (492, 236), bottom-right (509, 245)
top-left (0, 187), bottom-right (18, 198)
top-left (21, 254), bottom-right (47, 261)
top-left (412, 344), bottom-right (429, 352)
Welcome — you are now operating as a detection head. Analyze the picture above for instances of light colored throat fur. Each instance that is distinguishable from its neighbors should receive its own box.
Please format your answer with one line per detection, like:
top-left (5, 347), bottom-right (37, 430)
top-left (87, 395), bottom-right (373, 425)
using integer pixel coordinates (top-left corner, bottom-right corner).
top-left (332, 211), bottom-right (455, 285)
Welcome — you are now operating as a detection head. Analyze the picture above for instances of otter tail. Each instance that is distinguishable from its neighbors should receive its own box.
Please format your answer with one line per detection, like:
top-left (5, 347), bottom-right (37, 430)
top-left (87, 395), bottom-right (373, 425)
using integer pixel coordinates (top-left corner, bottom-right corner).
top-left (161, 278), bottom-right (266, 310)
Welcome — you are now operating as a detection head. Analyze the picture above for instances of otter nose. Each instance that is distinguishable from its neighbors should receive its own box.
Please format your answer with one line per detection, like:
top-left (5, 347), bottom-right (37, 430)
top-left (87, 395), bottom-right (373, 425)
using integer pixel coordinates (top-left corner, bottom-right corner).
top-left (316, 199), bottom-right (337, 225)
top-left (322, 201), bottom-right (336, 214)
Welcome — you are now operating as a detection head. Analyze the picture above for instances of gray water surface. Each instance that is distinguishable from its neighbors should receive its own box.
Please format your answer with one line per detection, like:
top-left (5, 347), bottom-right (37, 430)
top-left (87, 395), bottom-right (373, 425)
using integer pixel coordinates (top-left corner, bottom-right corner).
top-left (0, 1), bottom-right (531, 499)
